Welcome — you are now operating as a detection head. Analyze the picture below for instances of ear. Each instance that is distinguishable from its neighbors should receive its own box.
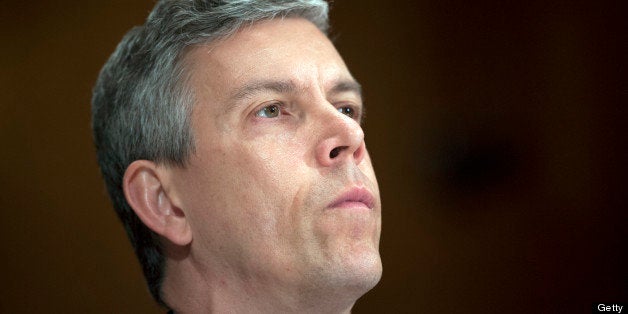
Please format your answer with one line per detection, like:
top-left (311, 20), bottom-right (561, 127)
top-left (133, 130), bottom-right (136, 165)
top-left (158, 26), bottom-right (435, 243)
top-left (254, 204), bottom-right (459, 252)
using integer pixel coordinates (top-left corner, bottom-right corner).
top-left (123, 160), bottom-right (192, 246)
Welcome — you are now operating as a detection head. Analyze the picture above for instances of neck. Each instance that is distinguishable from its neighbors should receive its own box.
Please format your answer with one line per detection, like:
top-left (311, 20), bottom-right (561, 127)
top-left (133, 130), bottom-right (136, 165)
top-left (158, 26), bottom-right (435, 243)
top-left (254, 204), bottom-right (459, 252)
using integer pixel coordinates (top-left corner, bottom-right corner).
top-left (161, 254), bottom-right (360, 314)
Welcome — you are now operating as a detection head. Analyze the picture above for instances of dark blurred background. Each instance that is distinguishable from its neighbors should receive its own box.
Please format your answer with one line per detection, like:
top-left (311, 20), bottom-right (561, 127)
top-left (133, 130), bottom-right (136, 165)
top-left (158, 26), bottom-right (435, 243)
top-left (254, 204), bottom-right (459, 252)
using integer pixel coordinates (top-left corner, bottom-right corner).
top-left (1, 1), bottom-right (625, 313)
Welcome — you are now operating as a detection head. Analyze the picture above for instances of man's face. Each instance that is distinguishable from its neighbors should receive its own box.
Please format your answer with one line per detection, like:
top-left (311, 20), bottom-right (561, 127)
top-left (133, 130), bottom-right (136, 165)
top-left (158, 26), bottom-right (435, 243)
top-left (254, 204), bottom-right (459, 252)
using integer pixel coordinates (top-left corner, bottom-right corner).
top-left (168, 18), bottom-right (381, 293)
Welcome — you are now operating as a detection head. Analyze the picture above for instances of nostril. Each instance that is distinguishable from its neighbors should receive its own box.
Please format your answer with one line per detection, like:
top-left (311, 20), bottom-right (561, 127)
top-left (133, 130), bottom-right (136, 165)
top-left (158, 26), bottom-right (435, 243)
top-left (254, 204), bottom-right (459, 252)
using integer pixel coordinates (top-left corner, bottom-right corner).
top-left (329, 146), bottom-right (348, 159)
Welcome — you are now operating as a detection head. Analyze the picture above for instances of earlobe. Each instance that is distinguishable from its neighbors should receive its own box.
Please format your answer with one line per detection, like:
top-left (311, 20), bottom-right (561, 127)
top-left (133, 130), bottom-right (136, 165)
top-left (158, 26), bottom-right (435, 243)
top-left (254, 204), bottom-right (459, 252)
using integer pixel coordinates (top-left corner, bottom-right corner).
top-left (123, 160), bottom-right (192, 246)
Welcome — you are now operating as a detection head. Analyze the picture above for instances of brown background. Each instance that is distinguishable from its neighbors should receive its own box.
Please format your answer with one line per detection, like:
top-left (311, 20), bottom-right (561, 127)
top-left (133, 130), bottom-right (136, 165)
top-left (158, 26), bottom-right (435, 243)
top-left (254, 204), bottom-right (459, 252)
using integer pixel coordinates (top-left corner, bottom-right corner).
top-left (1, 1), bottom-right (625, 313)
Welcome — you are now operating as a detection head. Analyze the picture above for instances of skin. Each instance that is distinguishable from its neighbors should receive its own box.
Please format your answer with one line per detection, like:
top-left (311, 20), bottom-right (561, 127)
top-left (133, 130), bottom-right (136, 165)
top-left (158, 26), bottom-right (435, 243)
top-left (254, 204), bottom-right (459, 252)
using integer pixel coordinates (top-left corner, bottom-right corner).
top-left (153, 18), bottom-right (381, 313)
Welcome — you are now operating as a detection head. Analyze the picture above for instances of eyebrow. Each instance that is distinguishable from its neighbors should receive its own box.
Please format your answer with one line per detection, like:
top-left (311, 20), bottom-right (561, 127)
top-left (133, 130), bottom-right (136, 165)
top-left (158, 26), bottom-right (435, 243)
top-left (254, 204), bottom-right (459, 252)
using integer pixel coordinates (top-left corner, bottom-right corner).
top-left (231, 80), bottom-right (297, 101)
top-left (229, 78), bottom-right (363, 102)
top-left (328, 80), bottom-right (362, 98)
top-left (223, 78), bottom-right (363, 116)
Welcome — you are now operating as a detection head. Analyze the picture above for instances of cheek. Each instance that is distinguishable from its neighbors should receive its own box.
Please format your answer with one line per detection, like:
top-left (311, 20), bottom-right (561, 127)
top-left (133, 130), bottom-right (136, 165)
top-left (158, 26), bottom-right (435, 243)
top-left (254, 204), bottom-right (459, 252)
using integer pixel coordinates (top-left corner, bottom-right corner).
top-left (192, 133), bottom-right (311, 230)
top-left (243, 131), bottom-right (308, 186)
top-left (360, 151), bottom-right (379, 188)
top-left (238, 134), bottom-right (321, 242)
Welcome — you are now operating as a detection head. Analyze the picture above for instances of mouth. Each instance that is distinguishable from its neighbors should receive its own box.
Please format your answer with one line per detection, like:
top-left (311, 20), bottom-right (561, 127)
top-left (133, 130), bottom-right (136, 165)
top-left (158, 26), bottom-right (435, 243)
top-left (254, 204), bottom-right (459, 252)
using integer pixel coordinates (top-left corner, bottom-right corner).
top-left (328, 186), bottom-right (375, 210)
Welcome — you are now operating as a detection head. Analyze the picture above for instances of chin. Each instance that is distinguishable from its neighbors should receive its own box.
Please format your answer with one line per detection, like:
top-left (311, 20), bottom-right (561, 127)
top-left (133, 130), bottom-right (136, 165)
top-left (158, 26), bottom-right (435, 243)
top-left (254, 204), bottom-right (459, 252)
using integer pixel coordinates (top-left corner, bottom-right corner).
top-left (309, 215), bottom-right (382, 293)
top-left (343, 248), bottom-right (383, 292)
top-left (321, 243), bottom-right (383, 294)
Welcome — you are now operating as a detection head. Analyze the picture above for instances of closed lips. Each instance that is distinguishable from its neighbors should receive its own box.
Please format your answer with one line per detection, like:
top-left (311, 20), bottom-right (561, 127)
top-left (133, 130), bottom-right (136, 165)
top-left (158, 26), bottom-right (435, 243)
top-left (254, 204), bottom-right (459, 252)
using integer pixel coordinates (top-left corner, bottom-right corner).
top-left (328, 187), bottom-right (375, 209)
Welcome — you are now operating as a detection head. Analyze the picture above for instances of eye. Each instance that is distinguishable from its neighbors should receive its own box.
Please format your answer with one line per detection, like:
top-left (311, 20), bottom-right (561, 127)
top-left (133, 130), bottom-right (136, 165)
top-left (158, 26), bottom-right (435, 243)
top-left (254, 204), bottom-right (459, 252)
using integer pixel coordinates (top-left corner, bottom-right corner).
top-left (255, 103), bottom-right (281, 118)
top-left (337, 106), bottom-right (356, 118)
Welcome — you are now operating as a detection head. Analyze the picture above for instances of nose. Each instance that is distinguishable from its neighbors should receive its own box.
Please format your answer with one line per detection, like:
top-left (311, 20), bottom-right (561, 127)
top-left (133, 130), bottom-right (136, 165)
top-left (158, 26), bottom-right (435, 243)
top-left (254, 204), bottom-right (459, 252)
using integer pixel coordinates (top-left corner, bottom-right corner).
top-left (315, 107), bottom-right (366, 167)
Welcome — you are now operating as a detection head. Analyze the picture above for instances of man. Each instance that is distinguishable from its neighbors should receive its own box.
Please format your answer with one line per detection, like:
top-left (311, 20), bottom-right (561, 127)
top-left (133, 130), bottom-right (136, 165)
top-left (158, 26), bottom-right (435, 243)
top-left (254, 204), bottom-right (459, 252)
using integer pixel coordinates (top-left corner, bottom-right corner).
top-left (92, 0), bottom-right (381, 312)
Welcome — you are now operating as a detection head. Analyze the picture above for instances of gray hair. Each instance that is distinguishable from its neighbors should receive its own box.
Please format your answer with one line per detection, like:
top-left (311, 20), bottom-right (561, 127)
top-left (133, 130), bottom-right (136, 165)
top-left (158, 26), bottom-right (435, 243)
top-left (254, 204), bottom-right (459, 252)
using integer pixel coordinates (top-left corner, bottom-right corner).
top-left (91, 0), bottom-right (329, 307)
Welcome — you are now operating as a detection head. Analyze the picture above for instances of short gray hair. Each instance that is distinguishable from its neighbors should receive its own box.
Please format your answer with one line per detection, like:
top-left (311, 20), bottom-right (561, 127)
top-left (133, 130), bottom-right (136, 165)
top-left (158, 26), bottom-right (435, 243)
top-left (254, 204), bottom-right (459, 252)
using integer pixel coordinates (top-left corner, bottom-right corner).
top-left (91, 0), bottom-right (329, 307)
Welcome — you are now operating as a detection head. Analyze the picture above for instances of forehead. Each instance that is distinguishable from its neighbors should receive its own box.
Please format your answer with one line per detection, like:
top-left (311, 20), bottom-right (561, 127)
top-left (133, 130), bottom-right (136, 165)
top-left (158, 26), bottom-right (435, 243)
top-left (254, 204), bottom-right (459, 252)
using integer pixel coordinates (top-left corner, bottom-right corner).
top-left (184, 18), bottom-right (353, 101)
